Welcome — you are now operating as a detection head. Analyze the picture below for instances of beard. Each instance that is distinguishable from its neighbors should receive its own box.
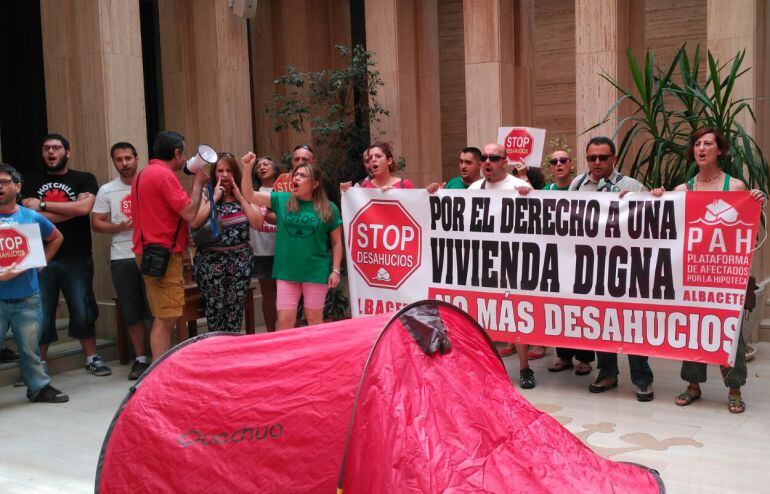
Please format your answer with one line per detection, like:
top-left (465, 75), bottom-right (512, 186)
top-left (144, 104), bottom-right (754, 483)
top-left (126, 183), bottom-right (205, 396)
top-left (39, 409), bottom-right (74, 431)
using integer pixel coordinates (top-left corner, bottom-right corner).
top-left (47, 155), bottom-right (68, 172)
top-left (118, 167), bottom-right (136, 179)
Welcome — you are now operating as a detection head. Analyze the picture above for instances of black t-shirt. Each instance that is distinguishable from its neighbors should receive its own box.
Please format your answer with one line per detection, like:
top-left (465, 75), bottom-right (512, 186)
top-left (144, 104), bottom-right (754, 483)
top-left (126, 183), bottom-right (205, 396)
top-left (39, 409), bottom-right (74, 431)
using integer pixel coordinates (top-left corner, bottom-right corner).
top-left (22, 169), bottom-right (99, 258)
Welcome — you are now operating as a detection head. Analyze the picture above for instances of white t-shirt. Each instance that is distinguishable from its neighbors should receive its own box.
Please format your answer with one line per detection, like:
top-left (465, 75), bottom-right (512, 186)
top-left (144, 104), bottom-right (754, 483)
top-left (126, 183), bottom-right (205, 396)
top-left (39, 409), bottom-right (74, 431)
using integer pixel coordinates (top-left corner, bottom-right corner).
top-left (92, 178), bottom-right (134, 260)
top-left (468, 174), bottom-right (532, 190)
top-left (249, 186), bottom-right (277, 256)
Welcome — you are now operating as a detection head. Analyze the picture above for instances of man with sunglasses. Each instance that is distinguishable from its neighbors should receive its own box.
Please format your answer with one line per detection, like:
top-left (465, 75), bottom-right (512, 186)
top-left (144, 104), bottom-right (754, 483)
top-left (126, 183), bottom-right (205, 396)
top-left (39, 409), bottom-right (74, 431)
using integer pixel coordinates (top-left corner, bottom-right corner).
top-left (569, 136), bottom-right (653, 402)
top-left (468, 143), bottom-right (531, 191)
top-left (468, 143), bottom-right (535, 389)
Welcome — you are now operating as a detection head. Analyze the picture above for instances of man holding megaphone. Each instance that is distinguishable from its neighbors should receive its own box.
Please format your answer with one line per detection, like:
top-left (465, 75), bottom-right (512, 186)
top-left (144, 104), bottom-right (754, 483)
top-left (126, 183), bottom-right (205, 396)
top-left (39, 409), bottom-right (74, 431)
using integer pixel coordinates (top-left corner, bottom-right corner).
top-left (131, 131), bottom-right (209, 359)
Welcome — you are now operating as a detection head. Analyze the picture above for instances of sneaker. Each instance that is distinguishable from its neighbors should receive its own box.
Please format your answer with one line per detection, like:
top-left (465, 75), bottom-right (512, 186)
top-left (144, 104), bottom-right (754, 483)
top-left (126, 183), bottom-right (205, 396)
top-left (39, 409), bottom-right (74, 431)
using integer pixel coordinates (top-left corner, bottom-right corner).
top-left (85, 355), bottom-right (112, 376)
top-left (12, 375), bottom-right (25, 387)
top-left (635, 383), bottom-right (654, 402)
top-left (32, 384), bottom-right (69, 403)
top-left (127, 360), bottom-right (150, 381)
top-left (0, 346), bottom-right (20, 362)
top-left (519, 367), bottom-right (536, 389)
top-left (589, 375), bottom-right (618, 393)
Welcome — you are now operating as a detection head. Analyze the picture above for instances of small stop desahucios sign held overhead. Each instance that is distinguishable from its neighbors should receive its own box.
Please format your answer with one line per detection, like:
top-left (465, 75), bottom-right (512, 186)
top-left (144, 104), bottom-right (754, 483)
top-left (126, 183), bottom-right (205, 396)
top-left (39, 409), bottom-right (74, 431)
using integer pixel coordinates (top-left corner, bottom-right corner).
top-left (348, 200), bottom-right (422, 289)
top-left (496, 126), bottom-right (546, 167)
top-left (0, 224), bottom-right (48, 270)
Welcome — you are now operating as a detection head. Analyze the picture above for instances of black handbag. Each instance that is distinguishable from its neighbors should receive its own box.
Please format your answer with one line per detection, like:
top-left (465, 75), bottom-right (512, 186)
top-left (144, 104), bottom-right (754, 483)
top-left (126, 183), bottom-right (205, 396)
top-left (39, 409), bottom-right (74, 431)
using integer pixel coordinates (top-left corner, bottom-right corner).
top-left (139, 243), bottom-right (174, 278)
top-left (135, 170), bottom-right (182, 278)
top-left (190, 186), bottom-right (222, 248)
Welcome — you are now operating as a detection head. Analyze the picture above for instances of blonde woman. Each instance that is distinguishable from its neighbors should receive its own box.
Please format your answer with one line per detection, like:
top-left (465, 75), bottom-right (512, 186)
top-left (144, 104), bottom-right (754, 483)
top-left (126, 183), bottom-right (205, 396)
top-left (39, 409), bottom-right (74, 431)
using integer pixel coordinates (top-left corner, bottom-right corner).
top-left (241, 152), bottom-right (342, 330)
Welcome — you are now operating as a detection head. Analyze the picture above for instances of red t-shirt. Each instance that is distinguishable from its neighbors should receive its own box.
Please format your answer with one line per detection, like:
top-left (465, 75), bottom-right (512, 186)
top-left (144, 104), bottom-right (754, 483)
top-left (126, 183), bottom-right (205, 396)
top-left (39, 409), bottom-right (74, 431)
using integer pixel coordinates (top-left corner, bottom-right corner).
top-left (359, 177), bottom-right (414, 189)
top-left (131, 160), bottom-right (190, 254)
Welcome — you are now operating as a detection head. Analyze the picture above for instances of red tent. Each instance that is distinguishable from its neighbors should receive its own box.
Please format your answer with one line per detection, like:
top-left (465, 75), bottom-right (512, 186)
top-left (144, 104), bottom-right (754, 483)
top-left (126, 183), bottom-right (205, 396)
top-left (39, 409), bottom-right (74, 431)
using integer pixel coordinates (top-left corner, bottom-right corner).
top-left (96, 300), bottom-right (664, 493)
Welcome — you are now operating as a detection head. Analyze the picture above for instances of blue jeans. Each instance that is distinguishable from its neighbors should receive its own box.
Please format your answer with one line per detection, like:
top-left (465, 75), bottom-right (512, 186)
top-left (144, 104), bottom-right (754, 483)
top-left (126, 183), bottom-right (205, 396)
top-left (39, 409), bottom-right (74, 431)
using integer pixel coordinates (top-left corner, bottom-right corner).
top-left (0, 294), bottom-right (51, 399)
top-left (596, 351), bottom-right (653, 387)
top-left (39, 256), bottom-right (98, 345)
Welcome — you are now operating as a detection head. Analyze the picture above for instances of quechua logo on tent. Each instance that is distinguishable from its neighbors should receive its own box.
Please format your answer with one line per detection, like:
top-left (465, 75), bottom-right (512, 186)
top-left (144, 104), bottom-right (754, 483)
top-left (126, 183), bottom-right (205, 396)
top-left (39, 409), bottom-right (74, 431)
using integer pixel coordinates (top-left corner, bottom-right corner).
top-left (348, 199), bottom-right (422, 289)
top-left (177, 423), bottom-right (283, 448)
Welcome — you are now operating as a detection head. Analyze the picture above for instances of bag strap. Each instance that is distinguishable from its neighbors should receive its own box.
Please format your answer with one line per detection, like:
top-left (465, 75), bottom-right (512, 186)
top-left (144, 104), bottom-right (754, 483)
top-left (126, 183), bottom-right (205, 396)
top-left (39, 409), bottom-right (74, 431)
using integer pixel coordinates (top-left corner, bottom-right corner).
top-left (135, 169), bottom-right (183, 250)
top-left (574, 173), bottom-right (589, 190)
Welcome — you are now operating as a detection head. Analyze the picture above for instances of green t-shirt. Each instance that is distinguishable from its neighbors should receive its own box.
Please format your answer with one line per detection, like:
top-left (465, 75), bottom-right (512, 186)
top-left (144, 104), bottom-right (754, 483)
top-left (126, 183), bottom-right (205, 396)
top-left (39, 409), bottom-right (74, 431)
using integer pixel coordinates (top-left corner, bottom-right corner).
top-left (544, 182), bottom-right (570, 191)
top-left (271, 192), bottom-right (342, 284)
top-left (443, 176), bottom-right (471, 189)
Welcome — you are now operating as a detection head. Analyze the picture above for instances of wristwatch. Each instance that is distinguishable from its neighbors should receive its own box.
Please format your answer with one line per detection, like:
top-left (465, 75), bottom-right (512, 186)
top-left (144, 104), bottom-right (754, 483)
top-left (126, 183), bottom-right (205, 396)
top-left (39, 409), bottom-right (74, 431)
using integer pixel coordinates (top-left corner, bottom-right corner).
top-left (39, 201), bottom-right (47, 211)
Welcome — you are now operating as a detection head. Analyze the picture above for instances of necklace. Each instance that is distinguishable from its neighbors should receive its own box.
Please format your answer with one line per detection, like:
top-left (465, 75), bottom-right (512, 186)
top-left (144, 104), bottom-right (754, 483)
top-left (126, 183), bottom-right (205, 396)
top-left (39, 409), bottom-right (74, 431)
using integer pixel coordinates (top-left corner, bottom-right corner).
top-left (697, 172), bottom-right (721, 183)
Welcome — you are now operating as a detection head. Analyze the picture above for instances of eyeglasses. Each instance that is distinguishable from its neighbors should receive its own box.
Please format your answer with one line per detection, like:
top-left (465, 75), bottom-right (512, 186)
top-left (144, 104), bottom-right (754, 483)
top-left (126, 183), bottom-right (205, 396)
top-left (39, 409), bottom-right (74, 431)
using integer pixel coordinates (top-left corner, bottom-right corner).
top-left (42, 145), bottom-right (64, 152)
top-left (480, 155), bottom-right (505, 163)
top-left (549, 157), bottom-right (570, 165)
top-left (0, 179), bottom-right (16, 187)
top-left (586, 154), bottom-right (612, 163)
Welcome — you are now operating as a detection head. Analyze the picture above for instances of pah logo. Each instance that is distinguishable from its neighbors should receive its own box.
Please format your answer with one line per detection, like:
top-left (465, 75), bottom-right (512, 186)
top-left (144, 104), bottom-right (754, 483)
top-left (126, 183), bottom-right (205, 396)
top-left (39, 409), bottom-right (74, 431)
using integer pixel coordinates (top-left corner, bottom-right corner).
top-left (683, 193), bottom-right (759, 290)
top-left (687, 197), bottom-right (754, 254)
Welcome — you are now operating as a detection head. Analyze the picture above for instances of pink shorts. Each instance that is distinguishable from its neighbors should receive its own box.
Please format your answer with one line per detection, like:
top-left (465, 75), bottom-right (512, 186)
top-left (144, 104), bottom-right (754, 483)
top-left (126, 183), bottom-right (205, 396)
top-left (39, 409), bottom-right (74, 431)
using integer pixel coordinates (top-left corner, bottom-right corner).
top-left (276, 280), bottom-right (328, 310)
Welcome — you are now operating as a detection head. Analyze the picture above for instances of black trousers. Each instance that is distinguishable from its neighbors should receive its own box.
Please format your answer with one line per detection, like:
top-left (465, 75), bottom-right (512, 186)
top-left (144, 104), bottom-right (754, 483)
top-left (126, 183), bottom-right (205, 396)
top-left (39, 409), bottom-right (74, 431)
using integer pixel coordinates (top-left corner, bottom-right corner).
top-left (555, 347), bottom-right (595, 363)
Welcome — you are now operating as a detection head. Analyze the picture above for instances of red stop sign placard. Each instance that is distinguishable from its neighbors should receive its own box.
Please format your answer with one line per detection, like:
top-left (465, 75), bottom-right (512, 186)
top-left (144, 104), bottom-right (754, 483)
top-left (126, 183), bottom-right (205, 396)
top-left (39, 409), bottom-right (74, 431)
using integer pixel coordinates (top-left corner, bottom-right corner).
top-left (348, 200), bottom-right (422, 289)
top-left (273, 173), bottom-right (294, 192)
top-left (504, 128), bottom-right (534, 162)
top-left (0, 228), bottom-right (30, 267)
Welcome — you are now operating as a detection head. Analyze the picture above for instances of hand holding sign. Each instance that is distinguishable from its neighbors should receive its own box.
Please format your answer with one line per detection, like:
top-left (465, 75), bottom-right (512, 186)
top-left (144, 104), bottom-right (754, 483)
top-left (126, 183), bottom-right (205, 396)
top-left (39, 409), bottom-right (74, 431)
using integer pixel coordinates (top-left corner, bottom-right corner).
top-left (0, 262), bottom-right (26, 281)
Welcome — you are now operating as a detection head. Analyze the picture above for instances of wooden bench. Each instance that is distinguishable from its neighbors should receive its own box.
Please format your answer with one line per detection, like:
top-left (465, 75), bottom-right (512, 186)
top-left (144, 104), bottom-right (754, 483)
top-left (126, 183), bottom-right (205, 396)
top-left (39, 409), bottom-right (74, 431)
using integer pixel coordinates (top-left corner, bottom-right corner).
top-left (114, 280), bottom-right (257, 364)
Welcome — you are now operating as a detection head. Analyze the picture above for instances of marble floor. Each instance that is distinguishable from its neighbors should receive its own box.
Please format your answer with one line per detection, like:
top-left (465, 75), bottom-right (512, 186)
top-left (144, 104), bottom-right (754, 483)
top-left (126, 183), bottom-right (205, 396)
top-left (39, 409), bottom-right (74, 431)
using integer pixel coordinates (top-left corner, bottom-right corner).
top-left (1, 342), bottom-right (768, 493)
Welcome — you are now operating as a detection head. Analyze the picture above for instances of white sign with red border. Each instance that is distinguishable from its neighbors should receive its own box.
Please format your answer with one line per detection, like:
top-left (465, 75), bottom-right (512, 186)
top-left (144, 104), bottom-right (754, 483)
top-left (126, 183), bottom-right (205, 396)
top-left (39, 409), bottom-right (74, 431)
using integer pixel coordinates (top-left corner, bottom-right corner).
top-left (342, 188), bottom-right (762, 366)
top-left (0, 224), bottom-right (47, 270)
top-left (497, 126), bottom-right (546, 167)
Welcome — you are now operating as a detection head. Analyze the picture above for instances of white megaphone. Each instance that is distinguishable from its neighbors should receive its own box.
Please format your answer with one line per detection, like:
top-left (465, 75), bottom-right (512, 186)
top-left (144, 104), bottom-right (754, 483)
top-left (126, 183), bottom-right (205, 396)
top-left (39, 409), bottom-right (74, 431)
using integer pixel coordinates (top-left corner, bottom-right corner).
top-left (184, 144), bottom-right (218, 175)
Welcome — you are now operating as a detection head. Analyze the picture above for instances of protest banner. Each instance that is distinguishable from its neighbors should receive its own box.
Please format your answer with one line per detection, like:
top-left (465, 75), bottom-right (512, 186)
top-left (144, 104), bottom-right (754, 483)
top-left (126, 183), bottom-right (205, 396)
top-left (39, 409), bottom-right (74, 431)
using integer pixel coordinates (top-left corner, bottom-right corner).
top-left (497, 127), bottom-right (546, 167)
top-left (342, 188), bottom-right (762, 366)
top-left (0, 223), bottom-right (47, 270)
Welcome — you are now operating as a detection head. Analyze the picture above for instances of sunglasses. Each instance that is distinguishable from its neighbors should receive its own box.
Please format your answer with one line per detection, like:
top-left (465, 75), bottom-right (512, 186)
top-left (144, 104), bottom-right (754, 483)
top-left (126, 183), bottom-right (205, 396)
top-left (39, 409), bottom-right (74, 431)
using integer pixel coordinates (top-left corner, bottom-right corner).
top-left (586, 154), bottom-right (612, 163)
top-left (549, 157), bottom-right (570, 165)
top-left (480, 154), bottom-right (506, 163)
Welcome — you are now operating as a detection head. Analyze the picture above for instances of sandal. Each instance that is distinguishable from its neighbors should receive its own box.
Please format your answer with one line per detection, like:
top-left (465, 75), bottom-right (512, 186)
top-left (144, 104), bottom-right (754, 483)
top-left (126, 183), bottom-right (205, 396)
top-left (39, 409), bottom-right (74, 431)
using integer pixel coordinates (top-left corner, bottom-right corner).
top-left (527, 346), bottom-right (546, 360)
top-left (728, 394), bottom-right (746, 414)
top-left (675, 387), bottom-right (701, 406)
top-left (574, 362), bottom-right (592, 376)
top-left (499, 344), bottom-right (516, 357)
top-left (548, 359), bottom-right (574, 372)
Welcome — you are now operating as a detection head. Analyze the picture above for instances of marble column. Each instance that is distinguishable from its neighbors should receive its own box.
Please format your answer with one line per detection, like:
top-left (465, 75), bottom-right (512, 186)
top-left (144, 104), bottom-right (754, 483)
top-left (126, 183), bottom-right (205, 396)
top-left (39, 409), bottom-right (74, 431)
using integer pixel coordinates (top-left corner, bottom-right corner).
top-left (365, 0), bottom-right (443, 185)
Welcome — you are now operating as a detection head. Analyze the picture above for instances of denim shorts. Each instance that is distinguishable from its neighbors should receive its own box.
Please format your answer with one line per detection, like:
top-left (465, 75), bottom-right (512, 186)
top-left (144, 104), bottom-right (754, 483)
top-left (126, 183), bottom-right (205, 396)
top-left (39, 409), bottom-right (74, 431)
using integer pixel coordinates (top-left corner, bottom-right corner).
top-left (110, 258), bottom-right (151, 326)
top-left (39, 256), bottom-right (98, 345)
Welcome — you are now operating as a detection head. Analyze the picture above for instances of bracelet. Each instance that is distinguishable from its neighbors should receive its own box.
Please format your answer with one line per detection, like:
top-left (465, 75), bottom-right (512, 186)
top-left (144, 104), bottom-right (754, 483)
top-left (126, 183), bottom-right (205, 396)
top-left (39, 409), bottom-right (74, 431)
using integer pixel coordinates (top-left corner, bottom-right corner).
top-left (332, 268), bottom-right (341, 274)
